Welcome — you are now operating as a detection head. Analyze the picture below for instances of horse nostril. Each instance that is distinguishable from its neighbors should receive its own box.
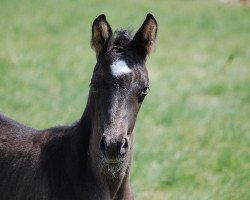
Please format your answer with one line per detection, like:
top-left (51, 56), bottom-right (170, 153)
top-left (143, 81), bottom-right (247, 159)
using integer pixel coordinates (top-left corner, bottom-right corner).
top-left (120, 138), bottom-right (128, 155)
top-left (122, 138), bottom-right (128, 149)
top-left (100, 136), bottom-right (107, 155)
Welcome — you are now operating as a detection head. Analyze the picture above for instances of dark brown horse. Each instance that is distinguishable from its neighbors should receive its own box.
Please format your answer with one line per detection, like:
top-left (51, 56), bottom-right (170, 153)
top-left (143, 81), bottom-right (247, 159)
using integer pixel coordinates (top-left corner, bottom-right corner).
top-left (0, 13), bottom-right (157, 200)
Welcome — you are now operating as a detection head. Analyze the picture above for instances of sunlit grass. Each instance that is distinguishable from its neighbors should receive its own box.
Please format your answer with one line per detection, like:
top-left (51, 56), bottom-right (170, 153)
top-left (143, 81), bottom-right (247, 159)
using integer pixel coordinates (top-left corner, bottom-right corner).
top-left (1, 0), bottom-right (250, 199)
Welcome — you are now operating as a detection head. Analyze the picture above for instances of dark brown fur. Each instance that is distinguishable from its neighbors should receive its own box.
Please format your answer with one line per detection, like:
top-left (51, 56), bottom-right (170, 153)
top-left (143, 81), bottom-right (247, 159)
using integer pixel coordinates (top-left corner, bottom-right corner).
top-left (0, 14), bottom-right (157, 200)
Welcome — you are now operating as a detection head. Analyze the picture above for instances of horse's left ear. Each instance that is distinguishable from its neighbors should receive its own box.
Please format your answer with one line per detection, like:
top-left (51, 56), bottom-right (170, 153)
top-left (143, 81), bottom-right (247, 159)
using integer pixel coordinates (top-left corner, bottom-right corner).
top-left (132, 13), bottom-right (158, 56)
top-left (91, 14), bottom-right (112, 58)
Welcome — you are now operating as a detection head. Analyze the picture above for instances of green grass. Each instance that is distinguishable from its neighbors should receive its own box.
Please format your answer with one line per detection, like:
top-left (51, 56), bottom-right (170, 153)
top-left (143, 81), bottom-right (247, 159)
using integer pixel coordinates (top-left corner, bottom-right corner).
top-left (0, 0), bottom-right (250, 199)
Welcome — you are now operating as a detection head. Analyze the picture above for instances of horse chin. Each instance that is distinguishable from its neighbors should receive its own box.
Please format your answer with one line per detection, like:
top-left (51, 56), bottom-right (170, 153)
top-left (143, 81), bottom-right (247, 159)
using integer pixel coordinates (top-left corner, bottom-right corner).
top-left (101, 158), bottom-right (127, 178)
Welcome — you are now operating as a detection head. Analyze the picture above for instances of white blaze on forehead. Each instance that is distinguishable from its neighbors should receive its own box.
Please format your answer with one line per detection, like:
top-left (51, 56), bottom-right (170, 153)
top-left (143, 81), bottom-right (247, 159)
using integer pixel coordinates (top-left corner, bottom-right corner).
top-left (110, 60), bottom-right (131, 77)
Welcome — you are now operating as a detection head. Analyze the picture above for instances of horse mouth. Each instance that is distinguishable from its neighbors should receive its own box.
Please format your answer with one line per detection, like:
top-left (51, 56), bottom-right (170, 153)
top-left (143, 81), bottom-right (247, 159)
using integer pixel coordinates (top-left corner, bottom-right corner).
top-left (106, 159), bottom-right (122, 165)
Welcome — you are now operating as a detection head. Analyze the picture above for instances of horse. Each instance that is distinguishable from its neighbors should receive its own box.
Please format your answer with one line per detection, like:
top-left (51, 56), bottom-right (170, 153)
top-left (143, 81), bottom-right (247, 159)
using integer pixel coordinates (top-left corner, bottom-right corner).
top-left (0, 13), bottom-right (157, 200)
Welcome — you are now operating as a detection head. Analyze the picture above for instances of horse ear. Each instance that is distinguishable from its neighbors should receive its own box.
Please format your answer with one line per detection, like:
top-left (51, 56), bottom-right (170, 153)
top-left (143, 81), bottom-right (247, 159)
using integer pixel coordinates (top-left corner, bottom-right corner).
top-left (132, 13), bottom-right (157, 56)
top-left (91, 14), bottom-right (112, 57)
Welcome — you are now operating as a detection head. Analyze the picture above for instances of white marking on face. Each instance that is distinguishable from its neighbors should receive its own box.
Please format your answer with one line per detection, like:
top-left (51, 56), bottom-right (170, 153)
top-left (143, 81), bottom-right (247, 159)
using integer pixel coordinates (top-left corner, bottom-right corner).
top-left (110, 60), bottom-right (131, 77)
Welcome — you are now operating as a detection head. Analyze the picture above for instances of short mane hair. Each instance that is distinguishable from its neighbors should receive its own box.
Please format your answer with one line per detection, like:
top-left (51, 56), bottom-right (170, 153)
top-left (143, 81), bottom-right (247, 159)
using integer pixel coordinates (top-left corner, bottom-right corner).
top-left (112, 29), bottom-right (133, 47)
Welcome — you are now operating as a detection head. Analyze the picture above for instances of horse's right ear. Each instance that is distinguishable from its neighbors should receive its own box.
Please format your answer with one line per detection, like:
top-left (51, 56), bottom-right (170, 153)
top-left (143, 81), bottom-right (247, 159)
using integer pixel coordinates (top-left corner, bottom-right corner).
top-left (91, 14), bottom-right (112, 58)
top-left (132, 13), bottom-right (157, 57)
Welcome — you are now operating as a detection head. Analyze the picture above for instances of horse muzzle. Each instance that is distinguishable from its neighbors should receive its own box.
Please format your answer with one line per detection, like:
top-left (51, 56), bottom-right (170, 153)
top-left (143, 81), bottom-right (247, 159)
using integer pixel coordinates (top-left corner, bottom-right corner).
top-left (100, 135), bottom-right (129, 160)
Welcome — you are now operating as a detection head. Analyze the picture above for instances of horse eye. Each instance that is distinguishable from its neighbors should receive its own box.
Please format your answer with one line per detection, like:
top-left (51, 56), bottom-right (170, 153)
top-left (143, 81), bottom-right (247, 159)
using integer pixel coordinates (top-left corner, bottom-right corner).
top-left (141, 86), bottom-right (149, 95)
top-left (138, 86), bottom-right (149, 103)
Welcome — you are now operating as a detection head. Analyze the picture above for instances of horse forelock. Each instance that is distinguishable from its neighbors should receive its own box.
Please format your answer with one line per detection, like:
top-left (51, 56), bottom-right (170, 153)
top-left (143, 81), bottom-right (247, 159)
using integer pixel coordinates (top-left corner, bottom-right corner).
top-left (111, 29), bottom-right (133, 48)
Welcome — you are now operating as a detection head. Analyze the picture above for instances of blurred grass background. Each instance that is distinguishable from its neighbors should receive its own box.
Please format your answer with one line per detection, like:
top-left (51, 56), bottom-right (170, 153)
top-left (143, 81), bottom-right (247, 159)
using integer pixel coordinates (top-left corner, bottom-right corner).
top-left (0, 0), bottom-right (250, 199)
